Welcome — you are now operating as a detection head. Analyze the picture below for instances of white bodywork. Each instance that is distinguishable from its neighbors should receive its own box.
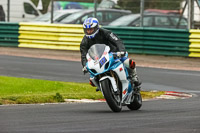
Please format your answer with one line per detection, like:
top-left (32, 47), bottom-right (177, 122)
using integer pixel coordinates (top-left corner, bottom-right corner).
top-left (99, 76), bottom-right (118, 92)
top-left (111, 63), bottom-right (130, 103)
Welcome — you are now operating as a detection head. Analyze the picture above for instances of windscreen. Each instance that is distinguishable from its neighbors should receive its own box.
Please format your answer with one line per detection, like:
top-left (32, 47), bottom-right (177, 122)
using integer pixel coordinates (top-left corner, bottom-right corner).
top-left (88, 44), bottom-right (106, 60)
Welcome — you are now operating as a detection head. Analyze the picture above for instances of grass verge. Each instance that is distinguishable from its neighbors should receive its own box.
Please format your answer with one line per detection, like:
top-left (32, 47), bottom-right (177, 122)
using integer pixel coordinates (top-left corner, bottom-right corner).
top-left (0, 76), bottom-right (164, 105)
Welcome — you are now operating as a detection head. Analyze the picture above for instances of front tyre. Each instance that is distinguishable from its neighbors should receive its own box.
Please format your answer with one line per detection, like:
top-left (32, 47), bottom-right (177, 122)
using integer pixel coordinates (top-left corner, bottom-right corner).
top-left (127, 93), bottom-right (142, 110)
top-left (101, 79), bottom-right (122, 112)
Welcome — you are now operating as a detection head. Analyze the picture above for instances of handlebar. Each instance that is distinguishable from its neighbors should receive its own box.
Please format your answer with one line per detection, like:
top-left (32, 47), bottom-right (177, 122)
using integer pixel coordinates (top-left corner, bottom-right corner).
top-left (111, 51), bottom-right (126, 58)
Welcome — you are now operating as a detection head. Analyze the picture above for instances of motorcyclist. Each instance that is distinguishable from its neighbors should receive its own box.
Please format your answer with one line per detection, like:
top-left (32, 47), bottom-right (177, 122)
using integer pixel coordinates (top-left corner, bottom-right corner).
top-left (80, 17), bottom-right (141, 87)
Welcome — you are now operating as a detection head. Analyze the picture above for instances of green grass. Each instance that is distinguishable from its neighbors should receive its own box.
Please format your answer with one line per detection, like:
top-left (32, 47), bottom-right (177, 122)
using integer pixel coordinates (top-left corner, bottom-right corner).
top-left (0, 76), bottom-right (164, 105)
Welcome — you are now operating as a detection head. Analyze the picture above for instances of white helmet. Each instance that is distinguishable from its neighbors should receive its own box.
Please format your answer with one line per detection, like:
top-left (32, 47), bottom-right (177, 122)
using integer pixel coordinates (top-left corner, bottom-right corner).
top-left (83, 17), bottom-right (99, 39)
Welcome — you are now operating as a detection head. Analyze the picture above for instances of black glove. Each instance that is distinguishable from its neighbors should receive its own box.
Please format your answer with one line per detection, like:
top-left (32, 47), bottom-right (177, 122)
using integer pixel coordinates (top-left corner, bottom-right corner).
top-left (82, 66), bottom-right (88, 75)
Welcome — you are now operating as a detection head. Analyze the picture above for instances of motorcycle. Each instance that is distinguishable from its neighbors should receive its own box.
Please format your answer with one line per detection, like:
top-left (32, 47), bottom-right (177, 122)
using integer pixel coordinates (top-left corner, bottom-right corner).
top-left (85, 44), bottom-right (142, 112)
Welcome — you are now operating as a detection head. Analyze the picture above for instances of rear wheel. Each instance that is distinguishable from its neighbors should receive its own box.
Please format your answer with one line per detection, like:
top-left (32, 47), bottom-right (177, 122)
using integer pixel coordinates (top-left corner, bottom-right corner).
top-left (101, 79), bottom-right (122, 112)
top-left (127, 92), bottom-right (142, 110)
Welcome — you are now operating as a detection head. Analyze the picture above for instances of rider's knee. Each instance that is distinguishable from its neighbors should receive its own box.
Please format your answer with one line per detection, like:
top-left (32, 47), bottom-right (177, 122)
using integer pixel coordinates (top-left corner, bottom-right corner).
top-left (124, 58), bottom-right (136, 69)
top-left (129, 59), bottom-right (136, 69)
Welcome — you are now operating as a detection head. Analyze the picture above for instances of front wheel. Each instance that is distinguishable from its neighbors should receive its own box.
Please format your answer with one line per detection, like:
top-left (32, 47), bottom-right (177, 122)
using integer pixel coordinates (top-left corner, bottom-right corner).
top-left (127, 93), bottom-right (142, 110)
top-left (101, 79), bottom-right (122, 112)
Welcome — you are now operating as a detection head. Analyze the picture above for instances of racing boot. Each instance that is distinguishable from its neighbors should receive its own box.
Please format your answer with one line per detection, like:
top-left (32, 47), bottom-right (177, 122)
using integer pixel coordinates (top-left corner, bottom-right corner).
top-left (124, 58), bottom-right (141, 87)
top-left (130, 68), bottom-right (142, 87)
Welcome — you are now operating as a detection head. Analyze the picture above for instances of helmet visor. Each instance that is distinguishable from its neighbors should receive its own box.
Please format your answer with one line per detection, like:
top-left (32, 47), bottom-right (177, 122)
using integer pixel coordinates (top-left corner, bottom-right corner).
top-left (83, 25), bottom-right (98, 35)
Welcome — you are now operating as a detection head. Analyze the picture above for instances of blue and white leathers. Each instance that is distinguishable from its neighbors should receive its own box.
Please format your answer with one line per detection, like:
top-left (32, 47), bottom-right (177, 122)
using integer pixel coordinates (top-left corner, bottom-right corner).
top-left (86, 44), bottom-right (135, 104)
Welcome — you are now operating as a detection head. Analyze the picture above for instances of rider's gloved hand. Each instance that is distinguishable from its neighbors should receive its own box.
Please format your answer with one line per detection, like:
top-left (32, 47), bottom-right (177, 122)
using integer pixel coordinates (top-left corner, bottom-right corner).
top-left (117, 51), bottom-right (126, 57)
top-left (82, 66), bottom-right (88, 75)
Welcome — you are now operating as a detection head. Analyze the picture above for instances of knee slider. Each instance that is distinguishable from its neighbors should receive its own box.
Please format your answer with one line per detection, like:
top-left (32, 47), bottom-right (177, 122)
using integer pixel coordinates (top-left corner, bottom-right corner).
top-left (129, 59), bottom-right (136, 69)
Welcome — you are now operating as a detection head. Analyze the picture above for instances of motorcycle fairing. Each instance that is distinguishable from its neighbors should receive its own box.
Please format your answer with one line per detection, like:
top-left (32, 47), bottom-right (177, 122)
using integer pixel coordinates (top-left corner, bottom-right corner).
top-left (86, 44), bottom-right (134, 104)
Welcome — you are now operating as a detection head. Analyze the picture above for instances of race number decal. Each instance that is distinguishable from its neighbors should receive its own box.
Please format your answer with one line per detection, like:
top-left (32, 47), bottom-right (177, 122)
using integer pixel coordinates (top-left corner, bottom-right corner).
top-left (99, 57), bottom-right (107, 68)
top-left (110, 33), bottom-right (118, 41)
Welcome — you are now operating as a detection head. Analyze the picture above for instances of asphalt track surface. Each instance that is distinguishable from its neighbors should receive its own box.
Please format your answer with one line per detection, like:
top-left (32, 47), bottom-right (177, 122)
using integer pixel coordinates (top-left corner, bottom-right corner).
top-left (0, 55), bottom-right (200, 133)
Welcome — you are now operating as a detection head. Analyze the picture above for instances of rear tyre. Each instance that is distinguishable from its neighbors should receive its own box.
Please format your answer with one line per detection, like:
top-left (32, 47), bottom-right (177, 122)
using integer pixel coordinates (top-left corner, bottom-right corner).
top-left (127, 93), bottom-right (142, 110)
top-left (101, 79), bottom-right (122, 112)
